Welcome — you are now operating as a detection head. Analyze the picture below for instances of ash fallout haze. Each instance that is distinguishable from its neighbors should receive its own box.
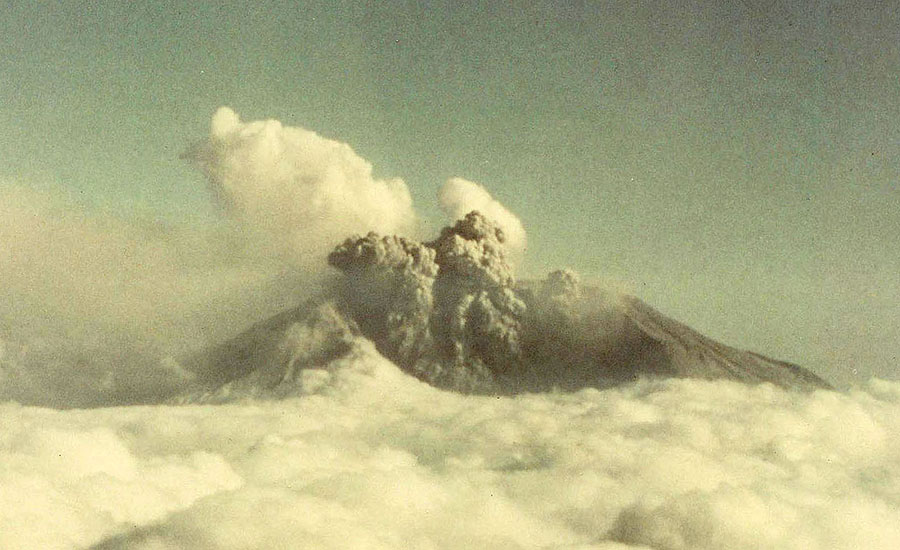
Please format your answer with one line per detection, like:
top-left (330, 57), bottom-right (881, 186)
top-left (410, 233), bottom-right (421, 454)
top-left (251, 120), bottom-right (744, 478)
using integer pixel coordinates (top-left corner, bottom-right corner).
top-left (1, 1), bottom-right (899, 549)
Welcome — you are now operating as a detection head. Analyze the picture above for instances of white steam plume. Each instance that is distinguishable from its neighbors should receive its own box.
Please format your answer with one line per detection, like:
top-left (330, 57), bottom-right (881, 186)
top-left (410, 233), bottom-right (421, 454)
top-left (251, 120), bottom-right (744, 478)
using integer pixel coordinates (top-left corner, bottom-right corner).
top-left (438, 177), bottom-right (527, 255)
top-left (188, 107), bottom-right (417, 263)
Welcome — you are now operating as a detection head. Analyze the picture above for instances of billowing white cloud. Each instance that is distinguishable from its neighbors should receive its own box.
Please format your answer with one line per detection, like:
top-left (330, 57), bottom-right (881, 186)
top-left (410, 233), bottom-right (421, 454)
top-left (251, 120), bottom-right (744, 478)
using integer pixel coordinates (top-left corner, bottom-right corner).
top-left (189, 107), bottom-right (417, 262)
top-left (2, 343), bottom-right (898, 550)
top-left (438, 177), bottom-right (527, 255)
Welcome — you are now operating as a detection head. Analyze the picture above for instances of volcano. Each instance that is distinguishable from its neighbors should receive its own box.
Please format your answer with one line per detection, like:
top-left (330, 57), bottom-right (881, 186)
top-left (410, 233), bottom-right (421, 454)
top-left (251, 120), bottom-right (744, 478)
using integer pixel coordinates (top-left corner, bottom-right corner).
top-left (180, 212), bottom-right (829, 402)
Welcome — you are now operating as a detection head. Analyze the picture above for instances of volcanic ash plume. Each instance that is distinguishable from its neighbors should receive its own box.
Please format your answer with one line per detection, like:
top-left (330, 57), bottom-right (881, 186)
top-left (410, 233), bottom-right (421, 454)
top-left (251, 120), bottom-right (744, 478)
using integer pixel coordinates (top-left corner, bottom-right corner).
top-left (438, 177), bottom-right (527, 256)
top-left (329, 211), bottom-right (526, 392)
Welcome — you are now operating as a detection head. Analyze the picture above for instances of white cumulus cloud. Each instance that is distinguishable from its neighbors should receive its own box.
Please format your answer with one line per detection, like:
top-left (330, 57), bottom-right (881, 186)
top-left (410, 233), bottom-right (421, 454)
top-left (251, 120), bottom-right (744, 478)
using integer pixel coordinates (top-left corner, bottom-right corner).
top-left (189, 107), bottom-right (417, 263)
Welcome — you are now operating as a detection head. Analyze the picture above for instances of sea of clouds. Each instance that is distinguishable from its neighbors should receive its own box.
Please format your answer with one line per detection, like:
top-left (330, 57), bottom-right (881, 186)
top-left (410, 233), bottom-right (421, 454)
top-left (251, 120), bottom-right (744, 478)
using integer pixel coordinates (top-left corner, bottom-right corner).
top-left (2, 339), bottom-right (899, 549)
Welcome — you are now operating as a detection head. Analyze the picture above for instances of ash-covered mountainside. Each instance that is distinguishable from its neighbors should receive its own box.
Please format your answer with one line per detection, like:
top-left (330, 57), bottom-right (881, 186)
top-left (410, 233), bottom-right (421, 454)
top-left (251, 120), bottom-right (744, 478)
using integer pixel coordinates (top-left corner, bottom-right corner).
top-left (184, 212), bottom-right (830, 400)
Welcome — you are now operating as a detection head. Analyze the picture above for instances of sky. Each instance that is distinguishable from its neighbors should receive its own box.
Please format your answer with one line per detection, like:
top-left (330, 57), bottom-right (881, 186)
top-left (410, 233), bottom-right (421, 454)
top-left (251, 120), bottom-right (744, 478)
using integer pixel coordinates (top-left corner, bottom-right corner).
top-left (1, 0), bottom-right (898, 388)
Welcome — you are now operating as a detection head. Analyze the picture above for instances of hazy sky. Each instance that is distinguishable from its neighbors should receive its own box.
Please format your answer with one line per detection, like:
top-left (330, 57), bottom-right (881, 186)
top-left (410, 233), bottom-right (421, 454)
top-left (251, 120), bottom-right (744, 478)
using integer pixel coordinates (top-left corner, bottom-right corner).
top-left (1, 0), bottom-right (897, 387)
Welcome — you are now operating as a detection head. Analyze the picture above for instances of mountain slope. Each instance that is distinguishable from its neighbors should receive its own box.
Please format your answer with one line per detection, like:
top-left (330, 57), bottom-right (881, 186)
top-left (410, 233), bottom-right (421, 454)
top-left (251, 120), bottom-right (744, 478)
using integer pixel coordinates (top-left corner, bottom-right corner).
top-left (617, 295), bottom-right (831, 390)
top-left (181, 291), bottom-right (829, 403)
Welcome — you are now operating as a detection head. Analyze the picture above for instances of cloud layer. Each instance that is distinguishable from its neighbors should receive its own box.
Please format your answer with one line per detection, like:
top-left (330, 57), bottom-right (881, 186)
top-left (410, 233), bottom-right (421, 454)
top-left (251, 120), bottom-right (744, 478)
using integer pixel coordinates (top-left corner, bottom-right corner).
top-left (2, 345), bottom-right (898, 550)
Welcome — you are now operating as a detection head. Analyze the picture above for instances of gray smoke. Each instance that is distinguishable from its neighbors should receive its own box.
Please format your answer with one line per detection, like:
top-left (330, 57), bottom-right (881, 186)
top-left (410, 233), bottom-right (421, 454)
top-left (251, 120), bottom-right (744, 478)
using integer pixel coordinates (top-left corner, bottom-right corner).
top-left (328, 211), bottom-right (593, 393)
top-left (426, 212), bottom-right (526, 390)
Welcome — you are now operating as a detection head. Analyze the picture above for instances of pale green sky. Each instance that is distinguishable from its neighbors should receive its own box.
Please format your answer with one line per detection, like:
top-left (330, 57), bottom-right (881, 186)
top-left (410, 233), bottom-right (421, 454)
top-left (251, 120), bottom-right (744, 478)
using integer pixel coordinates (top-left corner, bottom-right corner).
top-left (1, 0), bottom-right (897, 386)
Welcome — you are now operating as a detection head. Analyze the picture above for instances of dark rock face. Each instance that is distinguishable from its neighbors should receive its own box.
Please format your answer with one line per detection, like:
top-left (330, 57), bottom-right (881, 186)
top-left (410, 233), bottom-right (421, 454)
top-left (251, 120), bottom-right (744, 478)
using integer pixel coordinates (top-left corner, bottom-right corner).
top-left (617, 295), bottom-right (831, 390)
top-left (186, 211), bottom-right (830, 398)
